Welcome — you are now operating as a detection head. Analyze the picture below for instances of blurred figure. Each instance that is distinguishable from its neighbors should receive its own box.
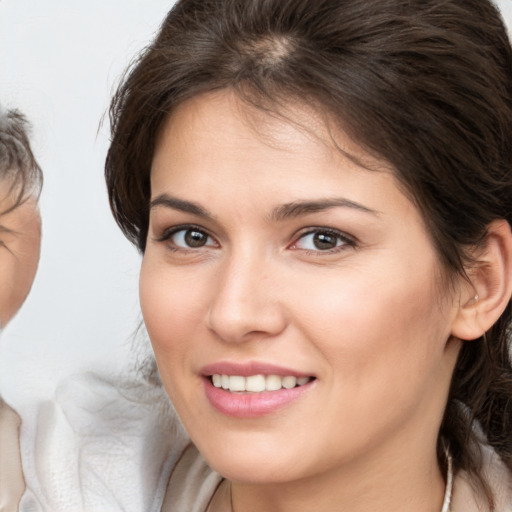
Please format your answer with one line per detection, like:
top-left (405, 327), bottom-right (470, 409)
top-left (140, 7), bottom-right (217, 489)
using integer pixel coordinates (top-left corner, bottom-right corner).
top-left (0, 105), bottom-right (42, 511)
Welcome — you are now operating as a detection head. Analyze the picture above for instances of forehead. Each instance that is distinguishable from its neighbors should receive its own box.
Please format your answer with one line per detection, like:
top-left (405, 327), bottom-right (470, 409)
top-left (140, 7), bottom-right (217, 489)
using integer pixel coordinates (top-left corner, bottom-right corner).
top-left (152, 90), bottom-right (393, 188)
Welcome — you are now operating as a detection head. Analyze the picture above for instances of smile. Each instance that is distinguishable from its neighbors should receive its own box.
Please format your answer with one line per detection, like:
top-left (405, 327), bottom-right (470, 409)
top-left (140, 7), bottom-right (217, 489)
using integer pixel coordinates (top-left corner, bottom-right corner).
top-left (211, 374), bottom-right (313, 393)
top-left (203, 368), bottom-right (315, 418)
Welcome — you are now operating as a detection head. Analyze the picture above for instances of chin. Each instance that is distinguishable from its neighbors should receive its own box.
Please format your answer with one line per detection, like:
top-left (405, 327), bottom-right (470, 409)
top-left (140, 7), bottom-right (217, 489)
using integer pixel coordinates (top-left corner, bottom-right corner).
top-left (208, 457), bottom-right (295, 484)
top-left (195, 434), bottom-right (311, 484)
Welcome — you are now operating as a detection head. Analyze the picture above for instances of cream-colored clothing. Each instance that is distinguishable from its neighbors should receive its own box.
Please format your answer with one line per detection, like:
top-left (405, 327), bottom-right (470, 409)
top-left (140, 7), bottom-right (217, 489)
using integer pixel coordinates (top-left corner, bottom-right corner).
top-left (0, 398), bottom-right (24, 512)
top-left (451, 447), bottom-right (512, 512)
top-left (162, 443), bottom-right (512, 512)
top-left (162, 444), bottom-right (222, 512)
top-left (18, 372), bottom-right (188, 512)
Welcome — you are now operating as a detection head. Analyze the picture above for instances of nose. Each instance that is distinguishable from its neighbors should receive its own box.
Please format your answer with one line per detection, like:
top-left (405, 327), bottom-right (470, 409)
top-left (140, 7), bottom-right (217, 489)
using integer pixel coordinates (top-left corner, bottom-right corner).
top-left (206, 252), bottom-right (287, 343)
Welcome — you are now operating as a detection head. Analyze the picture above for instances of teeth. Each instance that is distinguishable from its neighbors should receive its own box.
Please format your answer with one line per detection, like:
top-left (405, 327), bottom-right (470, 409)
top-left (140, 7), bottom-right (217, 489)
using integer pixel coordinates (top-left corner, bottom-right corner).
top-left (266, 375), bottom-right (282, 391)
top-left (211, 374), bottom-right (312, 393)
top-left (282, 376), bottom-right (297, 389)
top-left (246, 375), bottom-right (266, 392)
top-left (229, 375), bottom-right (245, 392)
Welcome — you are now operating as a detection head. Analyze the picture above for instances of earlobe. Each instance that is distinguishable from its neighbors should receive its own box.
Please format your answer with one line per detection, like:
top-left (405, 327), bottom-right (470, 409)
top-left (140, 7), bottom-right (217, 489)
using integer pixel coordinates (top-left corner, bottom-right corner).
top-left (451, 220), bottom-right (512, 341)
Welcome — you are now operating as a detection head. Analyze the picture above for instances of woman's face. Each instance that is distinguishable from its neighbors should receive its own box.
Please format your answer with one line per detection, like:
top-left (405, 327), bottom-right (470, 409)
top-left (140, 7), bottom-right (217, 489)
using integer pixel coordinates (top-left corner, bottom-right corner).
top-left (141, 91), bottom-right (462, 484)
top-left (0, 183), bottom-right (41, 328)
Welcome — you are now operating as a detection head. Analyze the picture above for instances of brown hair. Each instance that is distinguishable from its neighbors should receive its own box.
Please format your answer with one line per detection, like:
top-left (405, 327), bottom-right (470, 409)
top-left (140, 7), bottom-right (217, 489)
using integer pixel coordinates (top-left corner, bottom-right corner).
top-left (105, 0), bottom-right (512, 502)
top-left (0, 106), bottom-right (43, 214)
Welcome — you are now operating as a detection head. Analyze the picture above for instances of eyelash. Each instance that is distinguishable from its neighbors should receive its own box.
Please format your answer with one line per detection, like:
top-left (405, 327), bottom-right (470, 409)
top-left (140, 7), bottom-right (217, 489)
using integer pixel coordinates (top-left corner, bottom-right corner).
top-left (156, 225), bottom-right (356, 254)
top-left (156, 224), bottom-right (217, 251)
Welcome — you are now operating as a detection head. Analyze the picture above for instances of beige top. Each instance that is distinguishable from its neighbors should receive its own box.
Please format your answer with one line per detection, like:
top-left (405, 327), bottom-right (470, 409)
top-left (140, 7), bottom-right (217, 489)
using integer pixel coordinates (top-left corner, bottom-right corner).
top-left (0, 398), bottom-right (24, 512)
top-left (162, 444), bottom-right (223, 512)
top-left (162, 443), bottom-right (512, 512)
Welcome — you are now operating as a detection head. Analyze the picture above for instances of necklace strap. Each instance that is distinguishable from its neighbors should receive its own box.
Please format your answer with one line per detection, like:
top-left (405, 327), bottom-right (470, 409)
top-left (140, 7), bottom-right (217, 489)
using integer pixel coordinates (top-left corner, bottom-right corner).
top-left (441, 452), bottom-right (454, 512)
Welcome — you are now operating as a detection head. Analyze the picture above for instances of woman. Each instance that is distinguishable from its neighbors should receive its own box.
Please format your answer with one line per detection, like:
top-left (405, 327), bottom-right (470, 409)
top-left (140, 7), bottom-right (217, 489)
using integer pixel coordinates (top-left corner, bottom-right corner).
top-left (105, 0), bottom-right (512, 511)
top-left (0, 106), bottom-right (42, 510)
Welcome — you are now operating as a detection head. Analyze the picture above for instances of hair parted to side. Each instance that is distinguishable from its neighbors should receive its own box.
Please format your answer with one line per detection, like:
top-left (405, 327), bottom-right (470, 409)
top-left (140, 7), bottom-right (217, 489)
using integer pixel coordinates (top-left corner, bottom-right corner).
top-left (105, 0), bottom-right (512, 503)
top-left (0, 106), bottom-right (43, 215)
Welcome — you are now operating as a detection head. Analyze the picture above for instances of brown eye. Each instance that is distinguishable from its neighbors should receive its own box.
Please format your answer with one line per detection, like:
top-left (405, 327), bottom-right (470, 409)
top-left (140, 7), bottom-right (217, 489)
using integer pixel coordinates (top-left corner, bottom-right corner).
top-left (168, 227), bottom-right (215, 249)
top-left (184, 229), bottom-right (208, 247)
top-left (312, 232), bottom-right (338, 250)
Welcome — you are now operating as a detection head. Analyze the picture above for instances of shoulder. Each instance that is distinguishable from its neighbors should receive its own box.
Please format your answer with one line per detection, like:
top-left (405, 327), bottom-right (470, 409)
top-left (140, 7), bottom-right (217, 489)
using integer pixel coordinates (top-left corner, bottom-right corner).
top-left (452, 444), bottom-right (512, 512)
top-left (162, 443), bottom-right (223, 512)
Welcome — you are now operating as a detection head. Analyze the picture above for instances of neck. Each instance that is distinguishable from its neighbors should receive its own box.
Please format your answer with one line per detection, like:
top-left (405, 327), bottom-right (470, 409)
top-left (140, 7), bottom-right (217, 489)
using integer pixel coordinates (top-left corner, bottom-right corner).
top-left (229, 441), bottom-right (446, 512)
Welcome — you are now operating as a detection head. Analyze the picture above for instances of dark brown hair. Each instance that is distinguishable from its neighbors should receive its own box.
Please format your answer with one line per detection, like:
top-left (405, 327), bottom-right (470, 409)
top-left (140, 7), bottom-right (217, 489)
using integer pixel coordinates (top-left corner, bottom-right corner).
top-left (105, 0), bottom-right (512, 502)
top-left (0, 106), bottom-right (43, 214)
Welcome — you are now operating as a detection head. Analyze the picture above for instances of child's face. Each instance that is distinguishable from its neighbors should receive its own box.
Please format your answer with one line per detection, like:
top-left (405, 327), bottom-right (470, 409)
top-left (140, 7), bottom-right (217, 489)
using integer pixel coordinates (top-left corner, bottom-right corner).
top-left (0, 182), bottom-right (41, 327)
top-left (140, 90), bottom-right (463, 486)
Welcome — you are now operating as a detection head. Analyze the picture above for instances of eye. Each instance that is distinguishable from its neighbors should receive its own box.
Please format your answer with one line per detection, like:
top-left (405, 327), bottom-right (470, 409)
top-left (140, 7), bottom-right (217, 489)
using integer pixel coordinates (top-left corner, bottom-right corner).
top-left (161, 226), bottom-right (217, 249)
top-left (292, 229), bottom-right (353, 252)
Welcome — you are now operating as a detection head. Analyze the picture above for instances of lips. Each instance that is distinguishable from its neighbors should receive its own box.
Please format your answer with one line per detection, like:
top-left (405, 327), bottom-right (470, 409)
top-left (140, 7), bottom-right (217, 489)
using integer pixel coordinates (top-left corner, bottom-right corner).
top-left (201, 362), bottom-right (315, 418)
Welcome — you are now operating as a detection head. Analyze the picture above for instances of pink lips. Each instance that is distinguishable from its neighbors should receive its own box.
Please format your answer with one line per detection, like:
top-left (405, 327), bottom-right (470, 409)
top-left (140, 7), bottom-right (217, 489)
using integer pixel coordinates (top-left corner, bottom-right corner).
top-left (201, 362), bottom-right (315, 418)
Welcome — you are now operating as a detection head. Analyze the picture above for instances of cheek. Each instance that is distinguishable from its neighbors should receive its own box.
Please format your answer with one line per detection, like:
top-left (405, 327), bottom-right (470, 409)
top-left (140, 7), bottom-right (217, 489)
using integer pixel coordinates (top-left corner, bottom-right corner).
top-left (0, 257), bottom-right (15, 326)
top-left (0, 237), bottom-right (40, 327)
top-left (139, 256), bottom-right (208, 365)
top-left (16, 236), bottom-right (41, 300)
top-left (287, 255), bottom-right (450, 382)
top-left (282, 260), bottom-right (453, 451)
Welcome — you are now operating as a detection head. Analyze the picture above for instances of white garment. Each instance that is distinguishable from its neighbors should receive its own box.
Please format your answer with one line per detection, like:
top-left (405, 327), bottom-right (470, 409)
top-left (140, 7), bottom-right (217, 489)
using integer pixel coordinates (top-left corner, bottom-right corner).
top-left (0, 399), bottom-right (24, 512)
top-left (18, 371), bottom-right (188, 512)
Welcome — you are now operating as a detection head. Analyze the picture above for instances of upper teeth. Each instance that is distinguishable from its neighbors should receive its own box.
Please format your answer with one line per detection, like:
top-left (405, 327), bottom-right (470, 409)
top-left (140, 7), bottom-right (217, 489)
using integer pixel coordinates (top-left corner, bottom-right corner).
top-left (211, 374), bottom-right (311, 392)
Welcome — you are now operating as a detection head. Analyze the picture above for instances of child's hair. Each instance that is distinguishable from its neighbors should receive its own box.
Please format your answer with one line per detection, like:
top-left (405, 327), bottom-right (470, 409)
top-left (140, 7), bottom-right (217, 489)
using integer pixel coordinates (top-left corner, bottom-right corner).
top-left (0, 105), bottom-right (43, 214)
top-left (105, 0), bottom-right (512, 503)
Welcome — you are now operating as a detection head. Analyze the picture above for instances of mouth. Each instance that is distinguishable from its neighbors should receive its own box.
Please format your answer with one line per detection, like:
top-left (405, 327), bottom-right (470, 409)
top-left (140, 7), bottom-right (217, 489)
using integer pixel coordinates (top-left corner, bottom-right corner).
top-left (201, 362), bottom-right (316, 417)
top-left (210, 374), bottom-right (314, 393)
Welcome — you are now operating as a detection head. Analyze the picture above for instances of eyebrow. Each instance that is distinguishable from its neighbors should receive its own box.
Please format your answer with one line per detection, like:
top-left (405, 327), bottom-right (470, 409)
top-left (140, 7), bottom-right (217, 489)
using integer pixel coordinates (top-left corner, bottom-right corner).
top-left (150, 194), bottom-right (379, 221)
top-left (150, 194), bottom-right (215, 220)
top-left (270, 198), bottom-right (379, 221)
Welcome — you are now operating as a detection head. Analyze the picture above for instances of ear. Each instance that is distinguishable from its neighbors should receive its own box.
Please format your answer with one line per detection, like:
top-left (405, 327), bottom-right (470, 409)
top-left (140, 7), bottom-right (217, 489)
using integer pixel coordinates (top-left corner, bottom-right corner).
top-left (451, 219), bottom-right (512, 341)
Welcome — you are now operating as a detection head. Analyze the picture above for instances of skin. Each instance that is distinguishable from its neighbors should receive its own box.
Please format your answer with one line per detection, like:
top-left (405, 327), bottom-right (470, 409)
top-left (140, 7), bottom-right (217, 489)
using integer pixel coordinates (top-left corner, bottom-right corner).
top-left (141, 90), bottom-right (467, 512)
top-left (0, 181), bottom-right (41, 328)
top-left (0, 180), bottom-right (40, 508)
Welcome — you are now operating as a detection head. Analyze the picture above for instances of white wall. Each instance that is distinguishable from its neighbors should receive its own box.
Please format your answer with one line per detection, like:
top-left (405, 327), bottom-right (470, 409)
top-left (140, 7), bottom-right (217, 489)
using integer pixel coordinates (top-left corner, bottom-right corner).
top-left (0, 0), bottom-right (511, 408)
top-left (501, 0), bottom-right (512, 26)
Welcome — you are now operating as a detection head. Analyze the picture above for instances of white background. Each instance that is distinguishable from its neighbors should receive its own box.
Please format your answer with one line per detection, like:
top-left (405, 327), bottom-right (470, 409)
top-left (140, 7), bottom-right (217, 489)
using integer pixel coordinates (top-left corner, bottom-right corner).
top-left (0, 0), bottom-right (511, 409)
